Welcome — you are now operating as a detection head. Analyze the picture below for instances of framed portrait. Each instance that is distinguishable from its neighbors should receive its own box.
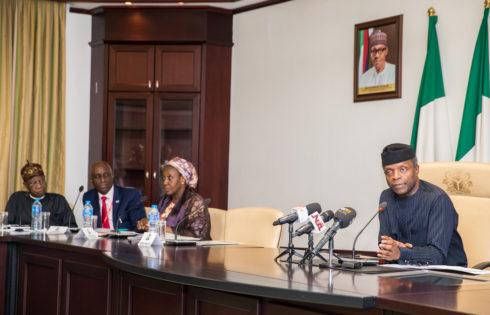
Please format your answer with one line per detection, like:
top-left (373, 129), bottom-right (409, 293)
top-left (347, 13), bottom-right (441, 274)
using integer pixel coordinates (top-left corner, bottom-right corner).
top-left (354, 15), bottom-right (403, 102)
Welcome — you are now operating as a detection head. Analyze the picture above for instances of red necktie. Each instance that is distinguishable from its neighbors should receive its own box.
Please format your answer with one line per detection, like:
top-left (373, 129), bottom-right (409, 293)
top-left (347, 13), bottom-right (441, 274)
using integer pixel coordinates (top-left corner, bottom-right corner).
top-left (101, 196), bottom-right (110, 229)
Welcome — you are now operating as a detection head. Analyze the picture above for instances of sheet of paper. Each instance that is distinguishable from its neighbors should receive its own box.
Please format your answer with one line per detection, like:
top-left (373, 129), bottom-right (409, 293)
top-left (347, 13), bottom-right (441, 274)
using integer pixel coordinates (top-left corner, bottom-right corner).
top-left (383, 264), bottom-right (490, 275)
top-left (197, 240), bottom-right (241, 246)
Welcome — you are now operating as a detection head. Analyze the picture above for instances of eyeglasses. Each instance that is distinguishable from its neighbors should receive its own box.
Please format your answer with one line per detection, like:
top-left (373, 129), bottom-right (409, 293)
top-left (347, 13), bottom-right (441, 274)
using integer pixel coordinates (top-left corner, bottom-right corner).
top-left (92, 173), bottom-right (112, 181)
top-left (370, 47), bottom-right (387, 56)
top-left (27, 178), bottom-right (46, 187)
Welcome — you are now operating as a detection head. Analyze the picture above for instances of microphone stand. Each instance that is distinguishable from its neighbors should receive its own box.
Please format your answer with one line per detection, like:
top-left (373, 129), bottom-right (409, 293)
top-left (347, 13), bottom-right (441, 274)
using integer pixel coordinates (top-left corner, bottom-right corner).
top-left (351, 212), bottom-right (378, 259)
top-left (327, 237), bottom-right (334, 268)
top-left (300, 232), bottom-right (337, 266)
top-left (301, 233), bottom-right (328, 265)
top-left (68, 185), bottom-right (84, 230)
top-left (274, 223), bottom-right (303, 263)
top-left (351, 204), bottom-right (384, 259)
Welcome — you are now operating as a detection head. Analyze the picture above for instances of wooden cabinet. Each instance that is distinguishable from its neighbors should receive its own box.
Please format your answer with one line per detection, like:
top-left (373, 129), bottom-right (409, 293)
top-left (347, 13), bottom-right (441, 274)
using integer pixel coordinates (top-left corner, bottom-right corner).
top-left (108, 45), bottom-right (155, 91)
top-left (108, 45), bottom-right (201, 92)
top-left (155, 45), bottom-right (201, 92)
top-left (89, 9), bottom-right (232, 208)
top-left (106, 92), bottom-right (200, 205)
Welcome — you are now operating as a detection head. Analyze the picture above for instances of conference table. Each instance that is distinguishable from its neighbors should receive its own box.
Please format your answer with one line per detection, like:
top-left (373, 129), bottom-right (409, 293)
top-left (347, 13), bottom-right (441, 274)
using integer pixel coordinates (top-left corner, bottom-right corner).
top-left (1, 233), bottom-right (490, 315)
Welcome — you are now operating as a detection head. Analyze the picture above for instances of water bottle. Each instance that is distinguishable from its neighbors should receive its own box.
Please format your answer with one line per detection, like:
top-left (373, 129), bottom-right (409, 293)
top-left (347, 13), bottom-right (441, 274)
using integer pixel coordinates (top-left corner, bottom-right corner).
top-left (148, 204), bottom-right (159, 233)
top-left (31, 198), bottom-right (42, 231)
top-left (82, 200), bottom-right (93, 228)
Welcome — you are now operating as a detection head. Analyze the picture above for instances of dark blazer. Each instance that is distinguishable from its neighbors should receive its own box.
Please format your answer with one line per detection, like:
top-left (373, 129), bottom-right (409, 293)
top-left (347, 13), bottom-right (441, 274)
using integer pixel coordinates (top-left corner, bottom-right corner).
top-left (82, 185), bottom-right (146, 231)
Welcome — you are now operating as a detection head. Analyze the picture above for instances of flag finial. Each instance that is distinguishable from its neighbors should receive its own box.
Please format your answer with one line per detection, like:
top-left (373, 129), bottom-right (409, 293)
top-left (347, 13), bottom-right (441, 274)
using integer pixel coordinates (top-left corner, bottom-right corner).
top-left (428, 7), bottom-right (435, 16)
top-left (486, 0), bottom-right (490, 9)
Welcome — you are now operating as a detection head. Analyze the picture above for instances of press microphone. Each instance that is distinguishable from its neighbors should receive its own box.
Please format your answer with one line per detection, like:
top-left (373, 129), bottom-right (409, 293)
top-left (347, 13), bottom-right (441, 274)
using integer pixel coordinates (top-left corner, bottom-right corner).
top-left (311, 207), bottom-right (357, 257)
top-left (272, 203), bottom-right (322, 226)
top-left (166, 198), bottom-right (211, 246)
top-left (351, 201), bottom-right (387, 259)
top-left (68, 185), bottom-right (84, 229)
top-left (114, 195), bottom-right (147, 233)
top-left (292, 210), bottom-right (334, 237)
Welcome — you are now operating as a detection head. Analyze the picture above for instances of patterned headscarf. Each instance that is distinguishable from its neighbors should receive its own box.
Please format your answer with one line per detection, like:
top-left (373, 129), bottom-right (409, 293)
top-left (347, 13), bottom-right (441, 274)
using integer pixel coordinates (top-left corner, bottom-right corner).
top-left (164, 157), bottom-right (198, 189)
top-left (20, 160), bottom-right (45, 183)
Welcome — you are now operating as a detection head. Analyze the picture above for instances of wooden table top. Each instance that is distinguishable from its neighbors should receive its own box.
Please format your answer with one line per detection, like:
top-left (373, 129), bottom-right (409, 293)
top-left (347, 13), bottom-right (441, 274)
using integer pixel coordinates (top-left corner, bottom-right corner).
top-left (3, 233), bottom-right (490, 314)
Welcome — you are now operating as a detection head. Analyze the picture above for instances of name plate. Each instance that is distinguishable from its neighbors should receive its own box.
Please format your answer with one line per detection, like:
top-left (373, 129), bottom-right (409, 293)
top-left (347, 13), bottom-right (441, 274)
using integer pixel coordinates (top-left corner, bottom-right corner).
top-left (138, 232), bottom-right (162, 247)
top-left (46, 226), bottom-right (68, 235)
top-left (75, 227), bottom-right (99, 240)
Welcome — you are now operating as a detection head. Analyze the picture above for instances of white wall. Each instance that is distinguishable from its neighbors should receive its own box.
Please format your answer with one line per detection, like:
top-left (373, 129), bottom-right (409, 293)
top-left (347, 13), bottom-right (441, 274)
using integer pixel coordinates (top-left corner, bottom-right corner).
top-left (64, 0), bottom-right (484, 248)
top-left (65, 9), bottom-right (91, 227)
top-left (229, 0), bottom-right (484, 250)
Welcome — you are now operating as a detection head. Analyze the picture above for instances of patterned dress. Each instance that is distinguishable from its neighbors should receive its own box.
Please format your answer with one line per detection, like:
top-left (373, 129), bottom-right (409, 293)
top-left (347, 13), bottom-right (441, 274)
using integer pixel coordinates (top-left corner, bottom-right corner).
top-left (158, 190), bottom-right (211, 240)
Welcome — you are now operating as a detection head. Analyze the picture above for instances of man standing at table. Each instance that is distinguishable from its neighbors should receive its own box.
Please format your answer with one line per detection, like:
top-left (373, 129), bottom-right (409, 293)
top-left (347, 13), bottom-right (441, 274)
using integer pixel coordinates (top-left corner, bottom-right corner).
top-left (376, 143), bottom-right (467, 266)
top-left (83, 161), bottom-right (146, 231)
top-left (5, 161), bottom-right (77, 227)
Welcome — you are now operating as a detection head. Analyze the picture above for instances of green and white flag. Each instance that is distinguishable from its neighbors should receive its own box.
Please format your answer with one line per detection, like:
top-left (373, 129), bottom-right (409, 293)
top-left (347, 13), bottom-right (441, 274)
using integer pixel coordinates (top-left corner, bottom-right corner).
top-left (410, 15), bottom-right (452, 161)
top-left (456, 7), bottom-right (490, 162)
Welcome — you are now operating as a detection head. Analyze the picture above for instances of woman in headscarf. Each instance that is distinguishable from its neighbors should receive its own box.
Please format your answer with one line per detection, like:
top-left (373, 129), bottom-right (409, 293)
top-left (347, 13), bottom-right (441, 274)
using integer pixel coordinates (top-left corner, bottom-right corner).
top-left (137, 157), bottom-right (211, 240)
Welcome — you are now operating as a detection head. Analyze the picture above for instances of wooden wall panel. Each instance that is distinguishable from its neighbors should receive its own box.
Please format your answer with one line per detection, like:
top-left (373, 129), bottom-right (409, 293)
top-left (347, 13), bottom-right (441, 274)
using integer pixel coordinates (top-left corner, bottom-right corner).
top-left (186, 287), bottom-right (259, 315)
top-left (19, 252), bottom-right (62, 315)
top-left (119, 271), bottom-right (184, 315)
top-left (0, 243), bottom-right (7, 315)
top-left (62, 260), bottom-right (113, 315)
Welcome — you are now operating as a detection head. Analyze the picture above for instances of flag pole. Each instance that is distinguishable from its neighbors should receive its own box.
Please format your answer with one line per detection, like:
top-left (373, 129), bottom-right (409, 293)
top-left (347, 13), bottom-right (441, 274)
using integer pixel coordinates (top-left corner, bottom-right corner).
top-left (486, 0), bottom-right (490, 9)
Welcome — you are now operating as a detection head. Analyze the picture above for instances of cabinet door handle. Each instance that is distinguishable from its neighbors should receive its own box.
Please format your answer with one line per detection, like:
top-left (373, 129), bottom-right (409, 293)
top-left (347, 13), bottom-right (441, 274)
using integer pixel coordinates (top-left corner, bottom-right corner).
top-left (148, 80), bottom-right (152, 89)
top-left (145, 171), bottom-right (150, 179)
top-left (155, 80), bottom-right (159, 89)
top-left (153, 172), bottom-right (157, 179)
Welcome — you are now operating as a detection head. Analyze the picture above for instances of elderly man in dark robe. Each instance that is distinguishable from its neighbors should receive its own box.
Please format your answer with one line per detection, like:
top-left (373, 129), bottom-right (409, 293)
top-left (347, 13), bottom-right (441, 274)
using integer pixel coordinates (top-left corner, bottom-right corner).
top-left (5, 161), bottom-right (77, 227)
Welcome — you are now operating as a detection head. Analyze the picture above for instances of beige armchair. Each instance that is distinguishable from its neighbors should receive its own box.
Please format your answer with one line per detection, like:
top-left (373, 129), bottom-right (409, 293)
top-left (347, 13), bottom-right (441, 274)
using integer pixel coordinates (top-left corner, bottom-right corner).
top-left (419, 162), bottom-right (490, 269)
top-left (208, 207), bottom-right (226, 240)
top-left (449, 195), bottom-right (490, 269)
top-left (224, 207), bottom-right (283, 248)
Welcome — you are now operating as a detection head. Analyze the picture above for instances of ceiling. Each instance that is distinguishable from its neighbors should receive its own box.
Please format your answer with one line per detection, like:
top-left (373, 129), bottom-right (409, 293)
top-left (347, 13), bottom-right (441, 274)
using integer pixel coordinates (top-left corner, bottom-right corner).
top-left (67, 0), bottom-right (277, 11)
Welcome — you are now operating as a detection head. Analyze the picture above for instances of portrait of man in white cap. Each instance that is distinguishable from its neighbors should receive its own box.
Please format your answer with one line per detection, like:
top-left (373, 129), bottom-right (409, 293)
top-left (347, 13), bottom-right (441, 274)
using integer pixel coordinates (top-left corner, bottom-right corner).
top-left (359, 29), bottom-right (396, 90)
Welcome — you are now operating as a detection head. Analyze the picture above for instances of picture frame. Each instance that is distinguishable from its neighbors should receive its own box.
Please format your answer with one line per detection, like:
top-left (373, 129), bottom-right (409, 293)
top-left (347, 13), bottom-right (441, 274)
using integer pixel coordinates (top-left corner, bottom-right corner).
top-left (354, 15), bottom-right (403, 102)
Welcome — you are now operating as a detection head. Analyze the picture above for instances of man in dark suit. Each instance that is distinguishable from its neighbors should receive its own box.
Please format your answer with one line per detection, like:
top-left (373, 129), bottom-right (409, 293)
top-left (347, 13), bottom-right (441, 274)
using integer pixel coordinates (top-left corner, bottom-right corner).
top-left (83, 161), bottom-right (146, 231)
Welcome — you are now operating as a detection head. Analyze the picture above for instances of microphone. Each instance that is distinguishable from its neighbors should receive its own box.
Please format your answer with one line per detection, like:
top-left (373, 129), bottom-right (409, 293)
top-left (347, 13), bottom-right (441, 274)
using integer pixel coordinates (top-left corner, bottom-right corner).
top-left (292, 210), bottom-right (334, 237)
top-left (272, 203), bottom-right (322, 226)
top-left (311, 207), bottom-right (357, 257)
top-left (351, 201), bottom-right (387, 259)
top-left (165, 197), bottom-right (211, 246)
top-left (68, 185), bottom-right (84, 229)
top-left (114, 195), bottom-right (147, 233)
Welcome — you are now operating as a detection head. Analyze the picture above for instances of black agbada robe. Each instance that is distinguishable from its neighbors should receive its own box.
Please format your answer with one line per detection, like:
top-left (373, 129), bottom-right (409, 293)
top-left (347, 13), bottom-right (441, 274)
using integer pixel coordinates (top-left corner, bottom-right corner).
top-left (5, 191), bottom-right (77, 227)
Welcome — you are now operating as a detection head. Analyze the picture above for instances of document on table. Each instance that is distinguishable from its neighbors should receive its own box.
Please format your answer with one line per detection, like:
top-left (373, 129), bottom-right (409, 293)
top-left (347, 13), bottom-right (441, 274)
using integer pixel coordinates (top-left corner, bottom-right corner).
top-left (383, 264), bottom-right (490, 275)
top-left (197, 240), bottom-right (241, 246)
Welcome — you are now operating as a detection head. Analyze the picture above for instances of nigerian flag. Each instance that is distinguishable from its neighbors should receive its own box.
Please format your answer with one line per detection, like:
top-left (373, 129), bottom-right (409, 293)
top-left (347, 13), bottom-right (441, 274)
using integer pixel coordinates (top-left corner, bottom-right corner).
top-left (456, 7), bottom-right (490, 162)
top-left (358, 28), bottom-right (372, 76)
top-left (410, 14), bottom-right (452, 162)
